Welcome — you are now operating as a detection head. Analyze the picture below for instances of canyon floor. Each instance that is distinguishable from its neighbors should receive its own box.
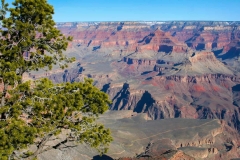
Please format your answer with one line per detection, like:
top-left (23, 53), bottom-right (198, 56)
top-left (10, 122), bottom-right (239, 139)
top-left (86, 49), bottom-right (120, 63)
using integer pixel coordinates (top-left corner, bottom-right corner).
top-left (28, 21), bottom-right (240, 159)
top-left (38, 110), bottom-right (239, 160)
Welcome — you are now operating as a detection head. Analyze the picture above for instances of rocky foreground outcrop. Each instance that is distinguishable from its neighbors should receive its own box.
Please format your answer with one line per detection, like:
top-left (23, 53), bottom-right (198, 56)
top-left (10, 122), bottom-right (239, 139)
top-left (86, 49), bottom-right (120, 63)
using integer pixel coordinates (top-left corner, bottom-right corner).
top-left (37, 111), bottom-right (240, 160)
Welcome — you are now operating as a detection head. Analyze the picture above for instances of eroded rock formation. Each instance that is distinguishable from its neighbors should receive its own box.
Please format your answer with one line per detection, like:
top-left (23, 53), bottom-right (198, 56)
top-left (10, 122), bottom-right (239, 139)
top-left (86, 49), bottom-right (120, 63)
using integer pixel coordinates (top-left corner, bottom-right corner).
top-left (26, 21), bottom-right (240, 159)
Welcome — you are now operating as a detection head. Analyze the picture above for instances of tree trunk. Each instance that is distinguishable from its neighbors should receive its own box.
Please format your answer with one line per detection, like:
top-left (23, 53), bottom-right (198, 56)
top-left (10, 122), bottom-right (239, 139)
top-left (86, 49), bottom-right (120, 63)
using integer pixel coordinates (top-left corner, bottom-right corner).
top-left (27, 134), bottom-right (52, 160)
top-left (27, 130), bottom-right (57, 160)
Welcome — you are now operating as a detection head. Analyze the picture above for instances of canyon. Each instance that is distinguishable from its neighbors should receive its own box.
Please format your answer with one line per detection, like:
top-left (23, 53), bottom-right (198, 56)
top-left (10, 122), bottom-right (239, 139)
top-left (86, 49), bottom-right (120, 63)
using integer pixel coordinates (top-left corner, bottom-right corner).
top-left (29, 21), bottom-right (240, 159)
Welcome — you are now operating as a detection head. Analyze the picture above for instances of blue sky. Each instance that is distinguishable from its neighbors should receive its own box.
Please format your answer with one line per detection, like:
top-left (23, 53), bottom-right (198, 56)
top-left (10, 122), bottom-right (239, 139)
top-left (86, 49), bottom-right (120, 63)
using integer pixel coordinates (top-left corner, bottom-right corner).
top-left (6, 0), bottom-right (240, 22)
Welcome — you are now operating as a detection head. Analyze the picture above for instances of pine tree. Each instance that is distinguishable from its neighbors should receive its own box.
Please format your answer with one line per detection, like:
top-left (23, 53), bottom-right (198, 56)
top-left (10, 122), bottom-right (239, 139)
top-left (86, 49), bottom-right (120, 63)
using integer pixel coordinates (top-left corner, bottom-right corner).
top-left (0, 0), bottom-right (112, 159)
top-left (0, 0), bottom-right (74, 107)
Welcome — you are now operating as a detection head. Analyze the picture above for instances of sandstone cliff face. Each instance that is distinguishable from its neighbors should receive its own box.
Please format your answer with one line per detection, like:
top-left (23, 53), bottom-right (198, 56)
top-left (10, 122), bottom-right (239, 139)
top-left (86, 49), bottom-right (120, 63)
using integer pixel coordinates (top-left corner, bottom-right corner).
top-left (105, 74), bottom-right (240, 132)
top-left (157, 22), bottom-right (240, 62)
top-left (185, 31), bottom-right (231, 51)
top-left (136, 29), bottom-right (188, 53)
top-left (58, 21), bottom-right (240, 62)
top-left (59, 22), bottom-right (152, 54)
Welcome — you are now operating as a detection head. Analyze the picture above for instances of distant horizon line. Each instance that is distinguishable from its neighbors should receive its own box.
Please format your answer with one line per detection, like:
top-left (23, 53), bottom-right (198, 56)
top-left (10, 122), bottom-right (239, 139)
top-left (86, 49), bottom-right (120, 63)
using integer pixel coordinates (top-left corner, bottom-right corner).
top-left (55, 20), bottom-right (240, 23)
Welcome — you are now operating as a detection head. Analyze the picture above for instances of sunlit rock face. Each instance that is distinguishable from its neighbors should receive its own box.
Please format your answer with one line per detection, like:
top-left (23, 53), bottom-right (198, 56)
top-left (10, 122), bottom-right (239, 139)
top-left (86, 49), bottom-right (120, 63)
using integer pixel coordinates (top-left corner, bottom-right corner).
top-left (49, 21), bottom-right (240, 129)
top-left (26, 21), bottom-right (240, 159)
